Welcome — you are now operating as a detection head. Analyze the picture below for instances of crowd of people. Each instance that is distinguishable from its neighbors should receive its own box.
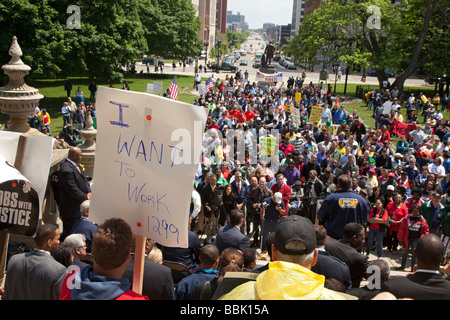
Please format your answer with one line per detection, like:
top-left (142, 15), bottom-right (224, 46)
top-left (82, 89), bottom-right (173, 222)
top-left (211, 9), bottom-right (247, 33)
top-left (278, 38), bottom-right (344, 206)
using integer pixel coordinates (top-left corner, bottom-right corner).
top-left (2, 68), bottom-right (450, 301)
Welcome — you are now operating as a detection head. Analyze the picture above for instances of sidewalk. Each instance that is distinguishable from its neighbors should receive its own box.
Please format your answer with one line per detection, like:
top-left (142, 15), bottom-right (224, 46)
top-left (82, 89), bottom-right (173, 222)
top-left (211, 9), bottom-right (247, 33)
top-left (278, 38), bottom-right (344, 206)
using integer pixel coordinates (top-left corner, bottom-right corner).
top-left (134, 62), bottom-right (434, 90)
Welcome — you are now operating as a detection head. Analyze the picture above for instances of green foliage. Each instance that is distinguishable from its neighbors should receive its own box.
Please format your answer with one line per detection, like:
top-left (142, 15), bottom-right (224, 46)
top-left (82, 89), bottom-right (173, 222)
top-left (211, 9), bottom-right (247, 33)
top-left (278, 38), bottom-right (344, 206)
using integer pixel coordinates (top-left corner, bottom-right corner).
top-left (209, 30), bottom-right (247, 60)
top-left (140, 0), bottom-right (202, 59)
top-left (286, 0), bottom-right (449, 92)
top-left (0, 0), bottom-right (202, 82)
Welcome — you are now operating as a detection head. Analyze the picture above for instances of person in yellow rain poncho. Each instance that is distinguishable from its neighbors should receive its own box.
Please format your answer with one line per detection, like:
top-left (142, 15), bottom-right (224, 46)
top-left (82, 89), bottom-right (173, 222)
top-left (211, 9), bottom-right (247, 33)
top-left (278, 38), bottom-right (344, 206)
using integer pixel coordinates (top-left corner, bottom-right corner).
top-left (219, 215), bottom-right (357, 300)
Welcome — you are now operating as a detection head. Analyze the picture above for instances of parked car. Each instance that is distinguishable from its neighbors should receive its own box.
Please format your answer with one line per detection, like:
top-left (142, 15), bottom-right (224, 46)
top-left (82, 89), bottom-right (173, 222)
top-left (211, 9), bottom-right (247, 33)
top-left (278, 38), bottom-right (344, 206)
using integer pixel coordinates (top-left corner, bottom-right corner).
top-left (253, 59), bottom-right (261, 68)
top-left (221, 57), bottom-right (238, 71)
top-left (367, 70), bottom-right (395, 78)
top-left (285, 62), bottom-right (297, 70)
top-left (240, 59), bottom-right (248, 66)
top-left (425, 74), bottom-right (449, 85)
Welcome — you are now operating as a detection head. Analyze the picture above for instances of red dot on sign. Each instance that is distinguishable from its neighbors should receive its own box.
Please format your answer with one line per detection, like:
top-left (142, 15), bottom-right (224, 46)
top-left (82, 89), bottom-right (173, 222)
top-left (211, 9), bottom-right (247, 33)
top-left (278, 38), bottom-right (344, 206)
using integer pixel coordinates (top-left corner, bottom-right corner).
top-left (146, 115), bottom-right (152, 121)
top-left (11, 182), bottom-right (16, 188)
top-left (137, 222), bottom-right (142, 228)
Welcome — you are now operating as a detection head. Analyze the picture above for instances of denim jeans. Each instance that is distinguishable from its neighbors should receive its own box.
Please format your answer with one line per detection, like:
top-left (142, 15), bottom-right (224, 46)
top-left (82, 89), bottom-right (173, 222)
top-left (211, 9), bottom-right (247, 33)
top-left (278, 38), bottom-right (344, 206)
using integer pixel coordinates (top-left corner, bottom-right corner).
top-left (366, 228), bottom-right (385, 258)
top-left (401, 238), bottom-right (419, 269)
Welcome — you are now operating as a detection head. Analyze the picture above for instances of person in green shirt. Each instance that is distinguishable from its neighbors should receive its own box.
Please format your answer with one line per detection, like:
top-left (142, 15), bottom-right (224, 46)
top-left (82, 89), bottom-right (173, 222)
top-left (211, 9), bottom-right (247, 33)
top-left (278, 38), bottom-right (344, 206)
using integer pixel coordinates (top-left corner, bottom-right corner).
top-left (396, 135), bottom-right (409, 155)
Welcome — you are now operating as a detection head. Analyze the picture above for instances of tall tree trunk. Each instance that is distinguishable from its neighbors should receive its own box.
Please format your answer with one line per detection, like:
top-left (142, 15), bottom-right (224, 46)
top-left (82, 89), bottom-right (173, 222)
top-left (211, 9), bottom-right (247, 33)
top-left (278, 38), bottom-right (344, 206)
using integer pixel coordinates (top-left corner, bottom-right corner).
top-left (389, 0), bottom-right (439, 101)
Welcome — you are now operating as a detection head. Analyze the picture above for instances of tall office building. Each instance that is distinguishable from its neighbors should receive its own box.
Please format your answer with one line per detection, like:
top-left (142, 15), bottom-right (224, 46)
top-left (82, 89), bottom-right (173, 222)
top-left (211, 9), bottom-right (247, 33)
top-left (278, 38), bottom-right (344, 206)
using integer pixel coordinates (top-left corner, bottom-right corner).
top-left (304, 0), bottom-right (323, 15)
top-left (291, 0), bottom-right (306, 36)
top-left (226, 11), bottom-right (247, 31)
top-left (189, 0), bottom-right (217, 55)
top-left (216, 0), bottom-right (227, 34)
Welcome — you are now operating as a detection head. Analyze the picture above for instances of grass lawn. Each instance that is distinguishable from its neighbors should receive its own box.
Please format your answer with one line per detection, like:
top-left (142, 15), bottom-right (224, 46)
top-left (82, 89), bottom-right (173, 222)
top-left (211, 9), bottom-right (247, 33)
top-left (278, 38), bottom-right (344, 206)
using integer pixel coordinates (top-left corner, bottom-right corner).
top-left (1, 74), bottom-right (444, 140)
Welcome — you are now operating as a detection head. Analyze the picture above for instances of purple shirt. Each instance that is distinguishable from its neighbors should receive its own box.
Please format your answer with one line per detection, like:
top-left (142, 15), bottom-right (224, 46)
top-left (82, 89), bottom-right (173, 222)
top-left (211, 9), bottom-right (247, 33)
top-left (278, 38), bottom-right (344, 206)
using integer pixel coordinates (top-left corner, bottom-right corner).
top-left (284, 166), bottom-right (300, 186)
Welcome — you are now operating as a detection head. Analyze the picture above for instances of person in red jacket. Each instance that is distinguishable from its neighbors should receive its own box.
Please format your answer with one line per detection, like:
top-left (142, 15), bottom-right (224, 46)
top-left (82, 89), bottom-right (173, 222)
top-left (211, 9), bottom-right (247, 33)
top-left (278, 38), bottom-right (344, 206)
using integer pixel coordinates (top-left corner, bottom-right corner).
top-left (279, 136), bottom-right (295, 156)
top-left (270, 173), bottom-right (291, 217)
top-left (385, 194), bottom-right (408, 252)
top-left (396, 204), bottom-right (430, 271)
top-left (365, 199), bottom-right (389, 258)
top-left (244, 105), bottom-right (257, 122)
top-left (60, 218), bottom-right (149, 300)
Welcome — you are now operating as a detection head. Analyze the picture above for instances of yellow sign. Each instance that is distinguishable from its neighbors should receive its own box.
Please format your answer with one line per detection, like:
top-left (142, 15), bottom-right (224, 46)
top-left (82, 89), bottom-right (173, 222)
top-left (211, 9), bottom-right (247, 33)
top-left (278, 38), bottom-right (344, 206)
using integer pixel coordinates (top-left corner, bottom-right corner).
top-left (260, 136), bottom-right (277, 156)
top-left (295, 92), bottom-right (302, 102)
top-left (421, 95), bottom-right (428, 104)
top-left (309, 106), bottom-right (323, 124)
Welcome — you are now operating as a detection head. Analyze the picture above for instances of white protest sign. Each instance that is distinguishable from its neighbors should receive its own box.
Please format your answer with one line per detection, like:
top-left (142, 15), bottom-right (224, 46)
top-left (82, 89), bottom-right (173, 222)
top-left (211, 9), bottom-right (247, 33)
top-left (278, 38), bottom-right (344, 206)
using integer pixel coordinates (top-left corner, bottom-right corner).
top-left (0, 131), bottom-right (53, 221)
top-left (382, 101), bottom-right (392, 115)
top-left (291, 107), bottom-right (301, 126)
top-left (90, 86), bottom-right (208, 248)
top-left (153, 82), bottom-right (163, 95)
top-left (146, 82), bottom-right (163, 95)
top-left (198, 83), bottom-right (206, 96)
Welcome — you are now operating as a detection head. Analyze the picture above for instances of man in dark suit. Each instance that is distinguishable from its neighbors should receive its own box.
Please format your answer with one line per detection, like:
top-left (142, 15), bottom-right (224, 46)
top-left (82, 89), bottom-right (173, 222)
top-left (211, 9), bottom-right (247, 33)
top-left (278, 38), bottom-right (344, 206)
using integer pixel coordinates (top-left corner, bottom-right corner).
top-left (382, 234), bottom-right (450, 299)
top-left (123, 239), bottom-right (175, 300)
top-left (324, 222), bottom-right (370, 288)
top-left (230, 171), bottom-right (249, 233)
top-left (216, 209), bottom-right (250, 253)
top-left (70, 200), bottom-right (97, 253)
top-left (58, 147), bottom-right (91, 240)
top-left (3, 224), bottom-right (67, 300)
top-left (328, 158), bottom-right (343, 184)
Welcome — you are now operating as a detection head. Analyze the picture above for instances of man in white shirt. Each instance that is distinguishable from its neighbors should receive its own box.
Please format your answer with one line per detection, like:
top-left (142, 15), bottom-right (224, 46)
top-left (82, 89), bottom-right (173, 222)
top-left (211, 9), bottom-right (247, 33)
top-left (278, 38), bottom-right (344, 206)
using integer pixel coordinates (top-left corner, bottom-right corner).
top-left (409, 125), bottom-right (427, 147)
top-left (321, 104), bottom-right (332, 124)
top-left (428, 157), bottom-right (446, 184)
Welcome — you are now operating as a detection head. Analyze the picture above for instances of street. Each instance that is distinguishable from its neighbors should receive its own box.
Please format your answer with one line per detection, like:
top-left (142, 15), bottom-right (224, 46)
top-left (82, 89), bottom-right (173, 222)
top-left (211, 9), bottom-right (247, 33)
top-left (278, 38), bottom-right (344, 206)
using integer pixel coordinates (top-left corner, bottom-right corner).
top-left (133, 33), bottom-right (433, 91)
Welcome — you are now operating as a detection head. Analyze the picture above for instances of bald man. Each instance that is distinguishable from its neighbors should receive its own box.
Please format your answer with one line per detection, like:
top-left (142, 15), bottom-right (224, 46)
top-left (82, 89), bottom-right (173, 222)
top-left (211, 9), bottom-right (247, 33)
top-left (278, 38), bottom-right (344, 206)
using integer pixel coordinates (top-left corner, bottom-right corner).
top-left (58, 147), bottom-right (91, 240)
top-left (381, 234), bottom-right (450, 299)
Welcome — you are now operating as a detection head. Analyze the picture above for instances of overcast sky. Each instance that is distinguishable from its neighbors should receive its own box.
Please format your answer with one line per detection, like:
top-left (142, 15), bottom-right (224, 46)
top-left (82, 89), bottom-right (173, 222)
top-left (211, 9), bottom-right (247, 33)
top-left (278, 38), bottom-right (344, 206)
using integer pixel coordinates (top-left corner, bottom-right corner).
top-left (226, 0), bottom-right (293, 29)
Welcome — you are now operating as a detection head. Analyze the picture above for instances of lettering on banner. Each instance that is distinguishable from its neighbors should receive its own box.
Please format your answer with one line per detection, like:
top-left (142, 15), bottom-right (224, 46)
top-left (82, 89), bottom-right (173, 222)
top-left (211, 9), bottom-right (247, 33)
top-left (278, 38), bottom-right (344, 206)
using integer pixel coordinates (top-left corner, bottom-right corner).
top-left (107, 99), bottom-right (186, 245)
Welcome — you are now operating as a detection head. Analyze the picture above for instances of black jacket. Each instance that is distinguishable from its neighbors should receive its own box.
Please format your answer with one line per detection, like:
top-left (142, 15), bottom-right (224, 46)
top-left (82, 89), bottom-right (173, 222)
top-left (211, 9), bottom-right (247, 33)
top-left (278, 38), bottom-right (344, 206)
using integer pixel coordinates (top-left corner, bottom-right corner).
top-left (382, 271), bottom-right (450, 300)
top-left (58, 159), bottom-right (91, 224)
top-left (325, 239), bottom-right (370, 288)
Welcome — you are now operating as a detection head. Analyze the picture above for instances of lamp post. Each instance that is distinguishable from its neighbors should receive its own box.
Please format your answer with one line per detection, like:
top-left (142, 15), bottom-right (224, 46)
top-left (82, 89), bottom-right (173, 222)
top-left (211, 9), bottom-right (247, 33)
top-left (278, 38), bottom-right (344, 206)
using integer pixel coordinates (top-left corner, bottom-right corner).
top-left (333, 64), bottom-right (338, 96)
top-left (216, 38), bottom-right (222, 73)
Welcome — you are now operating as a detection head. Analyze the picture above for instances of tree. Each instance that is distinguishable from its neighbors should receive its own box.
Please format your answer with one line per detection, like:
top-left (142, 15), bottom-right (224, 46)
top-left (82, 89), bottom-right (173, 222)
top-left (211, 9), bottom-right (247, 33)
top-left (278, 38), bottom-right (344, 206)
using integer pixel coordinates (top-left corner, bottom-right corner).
top-left (0, 0), bottom-right (148, 82)
top-left (139, 0), bottom-right (202, 59)
top-left (286, 0), bottom-right (449, 98)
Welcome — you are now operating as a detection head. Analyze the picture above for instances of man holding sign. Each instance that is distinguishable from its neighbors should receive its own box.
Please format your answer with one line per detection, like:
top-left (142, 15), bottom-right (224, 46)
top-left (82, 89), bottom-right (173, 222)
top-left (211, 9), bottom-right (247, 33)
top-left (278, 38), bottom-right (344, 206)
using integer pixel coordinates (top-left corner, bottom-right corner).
top-left (89, 86), bottom-right (207, 249)
top-left (59, 218), bottom-right (149, 300)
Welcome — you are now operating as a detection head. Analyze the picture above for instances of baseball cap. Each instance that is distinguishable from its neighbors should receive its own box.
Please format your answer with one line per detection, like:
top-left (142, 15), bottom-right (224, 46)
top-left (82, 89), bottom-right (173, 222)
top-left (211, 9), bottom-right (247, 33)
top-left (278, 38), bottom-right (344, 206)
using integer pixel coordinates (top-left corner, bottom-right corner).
top-left (274, 216), bottom-right (316, 255)
top-left (387, 185), bottom-right (395, 191)
top-left (388, 172), bottom-right (395, 178)
top-left (274, 192), bottom-right (283, 204)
